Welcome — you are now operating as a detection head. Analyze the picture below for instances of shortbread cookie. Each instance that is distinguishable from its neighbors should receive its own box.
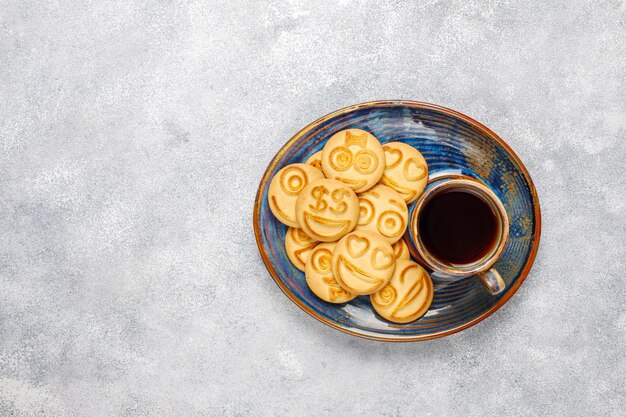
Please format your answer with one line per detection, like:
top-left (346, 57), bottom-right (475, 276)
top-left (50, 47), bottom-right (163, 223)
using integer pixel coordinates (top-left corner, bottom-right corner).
top-left (380, 142), bottom-right (428, 203)
top-left (268, 163), bottom-right (324, 227)
top-left (295, 179), bottom-right (359, 242)
top-left (305, 151), bottom-right (323, 172)
top-left (370, 260), bottom-right (433, 323)
top-left (392, 239), bottom-right (411, 261)
top-left (355, 183), bottom-right (408, 244)
top-left (305, 242), bottom-right (356, 303)
top-left (285, 227), bottom-right (318, 272)
top-left (321, 129), bottom-right (385, 193)
top-left (332, 230), bottom-right (395, 295)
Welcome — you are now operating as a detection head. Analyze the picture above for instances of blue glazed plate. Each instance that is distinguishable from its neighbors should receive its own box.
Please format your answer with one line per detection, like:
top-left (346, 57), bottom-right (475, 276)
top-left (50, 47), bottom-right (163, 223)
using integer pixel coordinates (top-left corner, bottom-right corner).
top-left (254, 101), bottom-right (541, 341)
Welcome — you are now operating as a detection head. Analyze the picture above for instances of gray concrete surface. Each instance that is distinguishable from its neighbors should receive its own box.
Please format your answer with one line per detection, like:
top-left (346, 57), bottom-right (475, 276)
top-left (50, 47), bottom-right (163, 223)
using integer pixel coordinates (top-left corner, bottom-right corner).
top-left (1, 1), bottom-right (625, 416)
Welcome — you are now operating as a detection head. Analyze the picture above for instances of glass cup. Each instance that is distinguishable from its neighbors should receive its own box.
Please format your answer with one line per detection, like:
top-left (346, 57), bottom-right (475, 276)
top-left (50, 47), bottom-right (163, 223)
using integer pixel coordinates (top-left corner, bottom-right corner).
top-left (409, 177), bottom-right (510, 295)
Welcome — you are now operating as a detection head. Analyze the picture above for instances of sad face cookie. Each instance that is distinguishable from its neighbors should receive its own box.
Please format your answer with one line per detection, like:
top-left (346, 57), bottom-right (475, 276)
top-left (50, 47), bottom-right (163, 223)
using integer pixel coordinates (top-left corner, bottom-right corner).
top-left (393, 239), bottom-right (411, 261)
top-left (305, 242), bottom-right (356, 303)
top-left (306, 151), bottom-right (323, 172)
top-left (295, 179), bottom-right (359, 242)
top-left (321, 129), bottom-right (385, 193)
top-left (371, 260), bottom-right (433, 323)
top-left (380, 142), bottom-right (428, 203)
top-left (355, 183), bottom-right (408, 244)
top-left (332, 230), bottom-right (395, 295)
top-left (268, 163), bottom-right (324, 227)
top-left (285, 227), bottom-right (318, 272)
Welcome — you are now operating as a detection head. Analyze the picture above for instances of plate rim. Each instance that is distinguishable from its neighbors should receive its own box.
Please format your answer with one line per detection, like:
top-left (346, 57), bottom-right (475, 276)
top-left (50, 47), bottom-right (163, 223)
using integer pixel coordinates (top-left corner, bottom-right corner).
top-left (253, 100), bottom-right (542, 342)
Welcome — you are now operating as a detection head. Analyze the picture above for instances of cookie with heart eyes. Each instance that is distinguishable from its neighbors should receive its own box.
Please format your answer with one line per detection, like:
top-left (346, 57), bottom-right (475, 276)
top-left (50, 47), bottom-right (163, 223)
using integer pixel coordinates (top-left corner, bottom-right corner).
top-left (355, 183), bottom-right (408, 245)
top-left (332, 230), bottom-right (396, 295)
top-left (285, 227), bottom-right (318, 272)
top-left (295, 178), bottom-right (360, 242)
top-left (392, 239), bottom-right (411, 261)
top-left (268, 163), bottom-right (325, 227)
top-left (321, 129), bottom-right (385, 193)
top-left (305, 242), bottom-right (357, 303)
top-left (380, 142), bottom-right (428, 204)
top-left (370, 260), bottom-right (434, 323)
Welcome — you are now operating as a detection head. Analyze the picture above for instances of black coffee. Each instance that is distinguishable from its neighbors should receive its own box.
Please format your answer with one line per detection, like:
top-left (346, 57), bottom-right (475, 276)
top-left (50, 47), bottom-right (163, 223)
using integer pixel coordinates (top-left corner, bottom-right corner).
top-left (419, 189), bottom-right (499, 265)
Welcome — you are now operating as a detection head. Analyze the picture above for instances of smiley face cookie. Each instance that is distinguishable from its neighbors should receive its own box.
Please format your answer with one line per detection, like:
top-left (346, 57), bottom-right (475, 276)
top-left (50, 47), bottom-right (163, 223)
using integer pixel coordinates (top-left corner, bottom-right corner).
top-left (306, 151), bottom-right (323, 172)
top-left (268, 163), bottom-right (324, 227)
top-left (321, 129), bottom-right (385, 193)
top-left (332, 230), bottom-right (395, 295)
top-left (380, 142), bottom-right (428, 203)
top-left (295, 179), bottom-right (360, 242)
top-left (392, 239), bottom-right (411, 261)
top-left (285, 227), bottom-right (318, 271)
top-left (355, 183), bottom-right (408, 244)
top-left (305, 242), bottom-right (357, 303)
top-left (370, 260), bottom-right (433, 323)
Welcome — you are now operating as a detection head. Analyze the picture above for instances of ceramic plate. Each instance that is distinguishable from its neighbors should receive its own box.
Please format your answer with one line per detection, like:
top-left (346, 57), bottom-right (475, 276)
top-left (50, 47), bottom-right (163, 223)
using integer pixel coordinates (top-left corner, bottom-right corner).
top-left (254, 101), bottom-right (541, 341)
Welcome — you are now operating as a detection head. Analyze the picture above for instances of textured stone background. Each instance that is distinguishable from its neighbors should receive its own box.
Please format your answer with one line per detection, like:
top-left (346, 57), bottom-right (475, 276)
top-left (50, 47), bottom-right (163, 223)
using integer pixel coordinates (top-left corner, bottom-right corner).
top-left (1, 1), bottom-right (625, 416)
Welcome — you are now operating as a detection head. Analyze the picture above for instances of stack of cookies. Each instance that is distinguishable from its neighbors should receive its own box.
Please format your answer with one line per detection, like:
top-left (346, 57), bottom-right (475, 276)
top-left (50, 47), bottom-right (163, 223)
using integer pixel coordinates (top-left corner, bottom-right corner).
top-left (268, 129), bottom-right (434, 324)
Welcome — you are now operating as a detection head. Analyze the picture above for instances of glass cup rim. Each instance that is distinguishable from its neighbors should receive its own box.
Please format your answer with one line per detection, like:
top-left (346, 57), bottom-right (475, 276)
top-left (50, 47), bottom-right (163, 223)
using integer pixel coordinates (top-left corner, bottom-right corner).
top-left (411, 178), bottom-right (510, 276)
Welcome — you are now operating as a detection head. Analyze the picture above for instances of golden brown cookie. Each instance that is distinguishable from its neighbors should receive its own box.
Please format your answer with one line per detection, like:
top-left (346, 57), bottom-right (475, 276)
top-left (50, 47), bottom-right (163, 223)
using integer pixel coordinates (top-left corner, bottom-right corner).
top-left (295, 179), bottom-right (359, 242)
top-left (355, 183), bottom-right (408, 244)
top-left (332, 230), bottom-right (395, 295)
top-left (370, 260), bottom-right (433, 323)
top-left (305, 151), bottom-right (323, 172)
top-left (268, 163), bottom-right (324, 227)
top-left (392, 239), bottom-right (411, 261)
top-left (380, 142), bottom-right (428, 203)
top-left (305, 242), bottom-right (356, 303)
top-left (285, 227), bottom-right (318, 272)
top-left (321, 129), bottom-right (385, 193)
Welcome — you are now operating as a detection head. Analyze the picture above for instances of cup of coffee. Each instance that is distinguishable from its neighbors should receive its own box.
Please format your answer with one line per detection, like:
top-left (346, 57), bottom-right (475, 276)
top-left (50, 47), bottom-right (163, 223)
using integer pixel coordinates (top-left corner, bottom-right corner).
top-left (409, 177), bottom-right (509, 295)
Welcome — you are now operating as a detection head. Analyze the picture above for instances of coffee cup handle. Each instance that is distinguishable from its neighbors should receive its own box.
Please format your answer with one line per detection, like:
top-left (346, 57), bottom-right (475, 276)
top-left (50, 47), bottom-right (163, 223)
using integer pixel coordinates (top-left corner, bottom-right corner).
top-left (477, 268), bottom-right (505, 295)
